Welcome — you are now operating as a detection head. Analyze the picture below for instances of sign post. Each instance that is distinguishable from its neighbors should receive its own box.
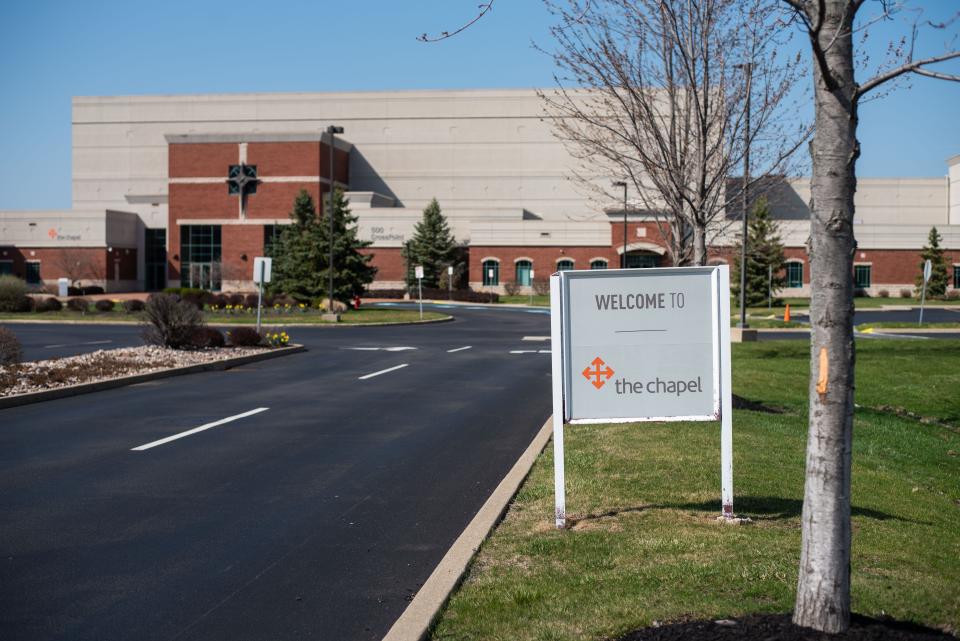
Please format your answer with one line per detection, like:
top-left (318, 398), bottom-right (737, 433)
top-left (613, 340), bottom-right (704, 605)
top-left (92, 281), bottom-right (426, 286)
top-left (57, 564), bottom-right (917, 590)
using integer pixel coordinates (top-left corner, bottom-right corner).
top-left (253, 257), bottom-right (272, 333)
top-left (919, 258), bottom-right (932, 326)
top-left (529, 268), bottom-right (535, 306)
top-left (415, 265), bottom-right (424, 320)
top-left (549, 265), bottom-right (734, 528)
top-left (448, 265), bottom-right (454, 300)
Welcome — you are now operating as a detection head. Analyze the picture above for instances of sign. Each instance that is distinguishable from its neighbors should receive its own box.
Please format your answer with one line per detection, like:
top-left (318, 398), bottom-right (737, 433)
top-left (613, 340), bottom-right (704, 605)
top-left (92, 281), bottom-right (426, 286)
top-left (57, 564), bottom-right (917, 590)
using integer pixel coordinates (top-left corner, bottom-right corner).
top-left (549, 266), bottom-right (734, 527)
top-left (415, 265), bottom-right (424, 279)
top-left (253, 257), bottom-right (272, 283)
top-left (923, 259), bottom-right (932, 282)
top-left (447, 265), bottom-right (454, 275)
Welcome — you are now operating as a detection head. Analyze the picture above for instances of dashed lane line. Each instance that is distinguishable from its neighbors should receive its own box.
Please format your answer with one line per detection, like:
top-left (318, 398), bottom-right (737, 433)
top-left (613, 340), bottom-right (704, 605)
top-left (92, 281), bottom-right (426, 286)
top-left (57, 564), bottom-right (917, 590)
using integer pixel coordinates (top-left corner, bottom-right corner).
top-left (358, 363), bottom-right (410, 380)
top-left (447, 346), bottom-right (472, 353)
top-left (131, 407), bottom-right (270, 451)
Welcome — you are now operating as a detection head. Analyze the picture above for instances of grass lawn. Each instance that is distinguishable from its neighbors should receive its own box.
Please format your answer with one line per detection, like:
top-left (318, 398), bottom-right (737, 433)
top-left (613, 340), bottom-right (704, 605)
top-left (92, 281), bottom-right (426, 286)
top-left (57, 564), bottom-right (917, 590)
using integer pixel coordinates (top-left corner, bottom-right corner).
top-left (500, 295), bottom-right (551, 307)
top-left (858, 322), bottom-right (960, 330)
top-left (0, 307), bottom-right (449, 325)
top-left (431, 340), bottom-right (960, 641)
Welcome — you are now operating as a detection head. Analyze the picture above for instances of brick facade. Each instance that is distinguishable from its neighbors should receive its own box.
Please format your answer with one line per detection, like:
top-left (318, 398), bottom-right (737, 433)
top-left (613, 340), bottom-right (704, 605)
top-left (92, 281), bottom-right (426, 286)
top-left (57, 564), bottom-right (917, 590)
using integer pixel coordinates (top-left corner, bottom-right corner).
top-left (0, 246), bottom-right (137, 291)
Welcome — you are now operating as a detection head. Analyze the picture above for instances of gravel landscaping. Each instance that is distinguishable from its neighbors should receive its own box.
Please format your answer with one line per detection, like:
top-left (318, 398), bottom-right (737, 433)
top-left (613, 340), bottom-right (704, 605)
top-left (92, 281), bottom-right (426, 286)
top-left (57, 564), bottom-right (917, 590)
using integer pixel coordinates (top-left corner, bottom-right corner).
top-left (0, 345), bottom-right (271, 397)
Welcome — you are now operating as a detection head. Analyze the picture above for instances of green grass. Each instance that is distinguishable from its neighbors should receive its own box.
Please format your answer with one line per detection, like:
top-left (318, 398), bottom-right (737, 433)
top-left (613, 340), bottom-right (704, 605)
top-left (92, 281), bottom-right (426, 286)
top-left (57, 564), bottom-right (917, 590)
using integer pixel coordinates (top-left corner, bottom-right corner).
top-left (431, 340), bottom-right (960, 641)
top-left (0, 308), bottom-right (448, 325)
top-left (500, 295), bottom-right (551, 307)
top-left (858, 322), bottom-right (960, 330)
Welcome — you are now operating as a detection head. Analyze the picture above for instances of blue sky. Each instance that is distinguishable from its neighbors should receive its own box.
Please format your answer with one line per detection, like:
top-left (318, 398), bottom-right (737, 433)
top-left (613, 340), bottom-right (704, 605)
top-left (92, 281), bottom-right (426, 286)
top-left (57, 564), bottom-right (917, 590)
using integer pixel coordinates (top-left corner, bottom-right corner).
top-left (0, 0), bottom-right (957, 210)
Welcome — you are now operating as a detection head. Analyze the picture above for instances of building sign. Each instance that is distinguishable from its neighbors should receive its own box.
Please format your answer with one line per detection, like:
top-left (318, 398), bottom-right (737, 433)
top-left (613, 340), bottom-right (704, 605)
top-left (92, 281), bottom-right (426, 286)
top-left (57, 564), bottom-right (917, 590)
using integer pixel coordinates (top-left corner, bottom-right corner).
top-left (370, 226), bottom-right (405, 243)
top-left (559, 267), bottom-right (722, 423)
top-left (549, 265), bottom-right (734, 527)
top-left (47, 228), bottom-right (82, 242)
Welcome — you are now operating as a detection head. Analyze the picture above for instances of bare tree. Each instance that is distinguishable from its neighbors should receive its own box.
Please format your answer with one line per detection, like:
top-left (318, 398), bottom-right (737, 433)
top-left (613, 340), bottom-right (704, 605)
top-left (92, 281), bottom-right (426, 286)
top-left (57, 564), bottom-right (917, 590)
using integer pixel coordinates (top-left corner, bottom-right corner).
top-left (781, 0), bottom-right (958, 633)
top-left (53, 248), bottom-right (104, 288)
top-left (540, 0), bottom-right (808, 265)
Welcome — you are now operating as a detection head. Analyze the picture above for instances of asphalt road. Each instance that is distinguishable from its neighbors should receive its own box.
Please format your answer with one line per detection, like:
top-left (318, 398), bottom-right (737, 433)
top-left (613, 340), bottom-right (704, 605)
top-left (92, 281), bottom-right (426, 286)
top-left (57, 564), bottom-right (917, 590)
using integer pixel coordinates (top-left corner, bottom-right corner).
top-left (0, 306), bottom-right (553, 641)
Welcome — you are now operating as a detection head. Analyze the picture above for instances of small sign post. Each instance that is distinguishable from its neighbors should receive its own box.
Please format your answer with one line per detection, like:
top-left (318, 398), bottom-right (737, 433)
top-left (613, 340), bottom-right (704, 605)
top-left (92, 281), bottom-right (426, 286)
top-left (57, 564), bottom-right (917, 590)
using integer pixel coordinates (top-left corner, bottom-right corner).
top-left (529, 268), bottom-right (535, 306)
top-left (448, 265), bottom-right (454, 300)
top-left (549, 265), bottom-right (734, 528)
top-left (253, 257), bottom-right (272, 333)
top-left (415, 265), bottom-right (425, 320)
top-left (919, 258), bottom-right (932, 326)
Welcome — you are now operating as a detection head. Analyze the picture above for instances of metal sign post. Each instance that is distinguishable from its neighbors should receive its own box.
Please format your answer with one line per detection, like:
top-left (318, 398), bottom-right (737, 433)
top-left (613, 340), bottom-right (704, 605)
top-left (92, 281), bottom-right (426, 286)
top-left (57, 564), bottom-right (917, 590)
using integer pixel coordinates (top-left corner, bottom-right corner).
top-left (529, 268), bottom-right (535, 306)
top-left (447, 265), bottom-right (454, 300)
top-left (415, 265), bottom-right (424, 320)
top-left (253, 257), bottom-right (272, 333)
top-left (549, 265), bottom-right (734, 528)
top-left (919, 258), bottom-right (932, 326)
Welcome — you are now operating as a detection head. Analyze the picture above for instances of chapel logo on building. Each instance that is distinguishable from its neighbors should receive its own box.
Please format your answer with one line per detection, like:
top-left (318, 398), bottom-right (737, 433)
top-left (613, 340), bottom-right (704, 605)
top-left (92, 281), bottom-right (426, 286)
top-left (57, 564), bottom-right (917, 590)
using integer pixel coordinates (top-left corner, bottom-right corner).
top-left (582, 357), bottom-right (615, 390)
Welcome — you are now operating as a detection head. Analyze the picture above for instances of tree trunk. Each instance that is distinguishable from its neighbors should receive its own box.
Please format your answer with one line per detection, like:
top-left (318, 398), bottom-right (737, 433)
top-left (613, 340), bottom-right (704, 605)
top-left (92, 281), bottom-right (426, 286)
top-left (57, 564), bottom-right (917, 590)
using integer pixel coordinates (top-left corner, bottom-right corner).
top-left (793, 1), bottom-right (858, 633)
top-left (692, 224), bottom-right (708, 266)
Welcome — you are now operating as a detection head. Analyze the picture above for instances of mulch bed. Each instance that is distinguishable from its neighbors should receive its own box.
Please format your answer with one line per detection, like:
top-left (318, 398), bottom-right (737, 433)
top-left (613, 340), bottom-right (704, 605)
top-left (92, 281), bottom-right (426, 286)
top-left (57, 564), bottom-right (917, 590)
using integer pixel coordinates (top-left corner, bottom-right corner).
top-left (616, 614), bottom-right (956, 641)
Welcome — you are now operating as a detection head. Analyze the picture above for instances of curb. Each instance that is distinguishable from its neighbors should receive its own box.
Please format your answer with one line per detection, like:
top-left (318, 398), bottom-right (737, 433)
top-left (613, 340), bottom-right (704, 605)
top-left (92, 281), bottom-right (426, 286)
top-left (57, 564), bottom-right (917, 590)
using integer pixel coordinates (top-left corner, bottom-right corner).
top-left (382, 415), bottom-right (554, 641)
top-left (863, 327), bottom-right (960, 334)
top-left (0, 344), bottom-right (307, 410)
top-left (0, 316), bottom-right (454, 328)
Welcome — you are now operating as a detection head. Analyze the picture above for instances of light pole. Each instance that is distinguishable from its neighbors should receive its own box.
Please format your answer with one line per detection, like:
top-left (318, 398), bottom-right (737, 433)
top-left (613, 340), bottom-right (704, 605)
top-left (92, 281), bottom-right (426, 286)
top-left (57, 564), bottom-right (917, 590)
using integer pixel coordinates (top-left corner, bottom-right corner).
top-left (735, 62), bottom-right (752, 328)
top-left (612, 181), bottom-right (628, 268)
top-left (326, 125), bottom-right (344, 320)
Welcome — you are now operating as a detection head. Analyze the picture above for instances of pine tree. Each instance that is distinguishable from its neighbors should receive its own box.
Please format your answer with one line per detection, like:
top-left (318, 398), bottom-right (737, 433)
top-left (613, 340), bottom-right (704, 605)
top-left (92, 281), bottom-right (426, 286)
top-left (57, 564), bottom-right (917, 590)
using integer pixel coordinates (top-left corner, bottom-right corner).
top-left (269, 189), bottom-right (326, 301)
top-left (731, 197), bottom-right (786, 308)
top-left (316, 188), bottom-right (377, 303)
top-left (401, 199), bottom-right (460, 289)
top-left (915, 226), bottom-right (949, 299)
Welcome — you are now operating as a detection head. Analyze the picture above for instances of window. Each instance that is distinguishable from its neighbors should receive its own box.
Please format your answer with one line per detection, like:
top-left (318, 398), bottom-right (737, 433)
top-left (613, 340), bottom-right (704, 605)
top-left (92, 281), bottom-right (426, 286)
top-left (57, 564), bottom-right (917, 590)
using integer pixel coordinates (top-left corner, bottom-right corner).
top-left (786, 262), bottom-right (803, 288)
top-left (482, 260), bottom-right (499, 286)
top-left (0, 260), bottom-right (12, 276)
top-left (556, 259), bottom-right (574, 272)
top-left (264, 225), bottom-right (283, 255)
top-left (854, 265), bottom-right (871, 289)
top-left (590, 259), bottom-right (608, 270)
top-left (515, 260), bottom-right (532, 286)
top-left (180, 225), bottom-right (222, 290)
top-left (25, 261), bottom-right (41, 284)
top-left (954, 265), bottom-right (960, 289)
top-left (144, 228), bottom-right (167, 291)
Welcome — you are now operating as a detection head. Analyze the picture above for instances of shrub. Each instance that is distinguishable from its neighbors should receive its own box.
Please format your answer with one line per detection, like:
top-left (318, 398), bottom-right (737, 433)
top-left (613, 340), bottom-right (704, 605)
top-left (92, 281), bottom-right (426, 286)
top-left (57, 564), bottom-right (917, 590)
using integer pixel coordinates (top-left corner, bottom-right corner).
top-left (532, 279), bottom-right (551, 296)
top-left (0, 275), bottom-right (28, 312)
top-left (36, 297), bottom-right (63, 312)
top-left (503, 282), bottom-right (521, 296)
top-left (900, 288), bottom-right (914, 298)
top-left (244, 293), bottom-right (260, 307)
top-left (66, 297), bottom-right (91, 312)
top-left (227, 293), bottom-right (245, 306)
top-left (366, 289), bottom-right (406, 299)
top-left (142, 293), bottom-right (205, 349)
top-left (190, 326), bottom-right (225, 349)
top-left (210, 294), bottom-right (228, 308)
top-left (946, 289), bottom-right (960, 300)
top-left (877, 289), bottom-right (890, 298)
top-left (67, 286), bottom-right (82, 296)
top-left (226, 326), bottom-right (263, 347)
top-left (94, 299), bottom-right (116, 312)
top-left (80, 285), bottom-right (104, 296)
top-left (122, 299), bottom-right (145, 313)
top-left (854, 288), bottom-right (870, 298)
top-left (180, 291), bottom-right (204, 310)
top-left (162, 287), bottom-right (182, 295)
top-left (0, 326), bottom-right (23, 365)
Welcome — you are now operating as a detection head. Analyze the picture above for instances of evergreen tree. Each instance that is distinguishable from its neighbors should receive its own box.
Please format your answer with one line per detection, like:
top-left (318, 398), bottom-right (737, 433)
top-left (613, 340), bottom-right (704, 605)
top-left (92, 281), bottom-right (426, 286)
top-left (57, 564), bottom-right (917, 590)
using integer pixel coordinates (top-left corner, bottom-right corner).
top-left (269, 188), bottom-right (376, 303)
top-left (731, 197), bottom-right (786, 307)
top-left (915, 226), bottom-right (949, 298)
top-left (268, 189), bottom-right (326, 301)
top-left (401, 199), bottom-right (461, 289)
top-left (316, 188), bottom-right (377, 303)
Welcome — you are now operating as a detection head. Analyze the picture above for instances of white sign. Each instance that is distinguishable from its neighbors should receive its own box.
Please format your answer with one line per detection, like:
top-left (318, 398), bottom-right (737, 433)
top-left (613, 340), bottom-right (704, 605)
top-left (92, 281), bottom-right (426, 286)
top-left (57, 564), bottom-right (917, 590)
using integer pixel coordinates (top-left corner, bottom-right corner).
top-left (447, 265), bottom-right (454, 275)
top-left (253, 257), bottom-right (272, 283)
top-left (923, 259), bottom-right (932, 282)
top-left (57, 278), bottom-right (69, 297)
top-left (415, 265), bottom-right (424, 279)
top-left (487, 268), bottom-right (494, 279)
top-left (549, 266), bottom-right (734, 527)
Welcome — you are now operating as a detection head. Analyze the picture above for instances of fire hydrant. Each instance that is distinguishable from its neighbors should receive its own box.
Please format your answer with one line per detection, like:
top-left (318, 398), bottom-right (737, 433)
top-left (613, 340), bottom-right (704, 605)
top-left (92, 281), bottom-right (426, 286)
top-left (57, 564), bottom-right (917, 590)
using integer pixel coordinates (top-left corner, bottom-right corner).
top-left (352, 295), bottom-right (361, 310)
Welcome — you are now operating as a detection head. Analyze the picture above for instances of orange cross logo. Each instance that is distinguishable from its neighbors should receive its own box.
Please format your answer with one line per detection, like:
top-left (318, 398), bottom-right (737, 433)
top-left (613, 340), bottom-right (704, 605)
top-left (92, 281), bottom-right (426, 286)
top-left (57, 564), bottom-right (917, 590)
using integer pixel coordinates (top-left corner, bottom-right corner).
top-left (48, 228), bottom-right (57, 239)
top-left (582, 357), bottom-right (614, 389)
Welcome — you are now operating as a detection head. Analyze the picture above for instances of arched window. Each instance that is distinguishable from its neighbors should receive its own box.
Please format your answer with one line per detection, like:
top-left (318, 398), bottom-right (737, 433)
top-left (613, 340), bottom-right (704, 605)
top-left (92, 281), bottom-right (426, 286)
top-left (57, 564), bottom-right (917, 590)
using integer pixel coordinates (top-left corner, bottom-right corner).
top-left (482, 260), bottom-right (499, 286)
top-left (515, 260), bottom-right (533, 286)
top-left (590, 259), bottom-right (608, 270)
top-left (786, 261), bottom-right (804, 288)
top-left (556, 259), bottom-right (574, 271)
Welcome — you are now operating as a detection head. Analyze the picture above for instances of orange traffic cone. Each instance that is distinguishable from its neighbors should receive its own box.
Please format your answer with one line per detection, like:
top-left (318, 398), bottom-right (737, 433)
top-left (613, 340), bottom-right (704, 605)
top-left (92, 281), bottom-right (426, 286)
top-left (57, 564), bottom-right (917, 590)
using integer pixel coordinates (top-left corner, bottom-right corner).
top-left (784, 303), bottom-right (791, 323)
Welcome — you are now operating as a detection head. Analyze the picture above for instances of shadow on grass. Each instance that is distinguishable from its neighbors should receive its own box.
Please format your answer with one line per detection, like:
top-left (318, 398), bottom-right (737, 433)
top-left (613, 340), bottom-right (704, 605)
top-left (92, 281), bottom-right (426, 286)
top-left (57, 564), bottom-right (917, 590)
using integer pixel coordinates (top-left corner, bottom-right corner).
top-left (732, 394), bottom-right (789, 414)
top-left (568, 496), bottom-right (926, 527)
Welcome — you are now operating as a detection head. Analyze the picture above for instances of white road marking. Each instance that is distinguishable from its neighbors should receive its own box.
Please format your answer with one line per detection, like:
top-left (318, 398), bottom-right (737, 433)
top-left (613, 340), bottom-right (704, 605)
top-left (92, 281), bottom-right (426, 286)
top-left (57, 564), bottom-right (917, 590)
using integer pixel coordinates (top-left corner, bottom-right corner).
top-left (538, 349), bottom-right (552, 354)
top-left (343, 346), bottom-right (417, 352)
top-left (509, 350), bottom-right (538, 354)
top-left (447, 346), bottom-right (472, 353)
top-left (358, 363), bottom-right (409, 380)
top-left (82, 340), bottom-right (113, 346)
top-left (522, 336), bottom-right (550, 342)
top-left (131, 407), bottom-right (269, 451)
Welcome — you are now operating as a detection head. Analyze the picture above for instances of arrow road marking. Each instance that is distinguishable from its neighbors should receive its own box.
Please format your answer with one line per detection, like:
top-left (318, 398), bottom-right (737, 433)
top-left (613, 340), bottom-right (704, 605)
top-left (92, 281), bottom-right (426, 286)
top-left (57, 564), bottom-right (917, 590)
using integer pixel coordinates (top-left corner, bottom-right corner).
top-left (132, 407), bottom-right (269, 451)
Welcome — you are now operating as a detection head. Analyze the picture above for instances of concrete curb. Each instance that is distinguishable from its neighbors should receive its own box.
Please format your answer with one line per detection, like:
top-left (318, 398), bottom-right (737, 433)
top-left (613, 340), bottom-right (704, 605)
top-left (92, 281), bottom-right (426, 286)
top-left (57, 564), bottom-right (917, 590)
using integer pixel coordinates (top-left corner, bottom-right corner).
top-left (0, 316), bottom-right (453, 328)
top-left (863, 327), bottom-right (960, 334)
top-left (382, 415), bottom-right (554, 641)
top-left (0, 344), bottom-right (306, 410)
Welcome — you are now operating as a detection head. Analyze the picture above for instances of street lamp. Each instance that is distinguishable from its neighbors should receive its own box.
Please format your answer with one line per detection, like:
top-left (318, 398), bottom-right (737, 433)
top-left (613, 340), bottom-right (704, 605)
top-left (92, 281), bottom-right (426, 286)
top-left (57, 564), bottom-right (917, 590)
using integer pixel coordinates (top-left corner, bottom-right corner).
top-left (326, 125), bottom-right (344, 320)
top-left (612, 181), bottom-right (628, 268)
top-left (734, 62), bottom-right (753, 328)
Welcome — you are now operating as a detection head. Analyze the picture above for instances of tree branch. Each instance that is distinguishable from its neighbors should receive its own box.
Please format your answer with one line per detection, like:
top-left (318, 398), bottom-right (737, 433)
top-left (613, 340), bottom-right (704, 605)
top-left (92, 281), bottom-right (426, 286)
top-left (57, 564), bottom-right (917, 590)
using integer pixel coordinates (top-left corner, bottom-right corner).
top-left (418, 2), bottom-right (495, 42)
top-left (856, 50), bottom-right (960, 99)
